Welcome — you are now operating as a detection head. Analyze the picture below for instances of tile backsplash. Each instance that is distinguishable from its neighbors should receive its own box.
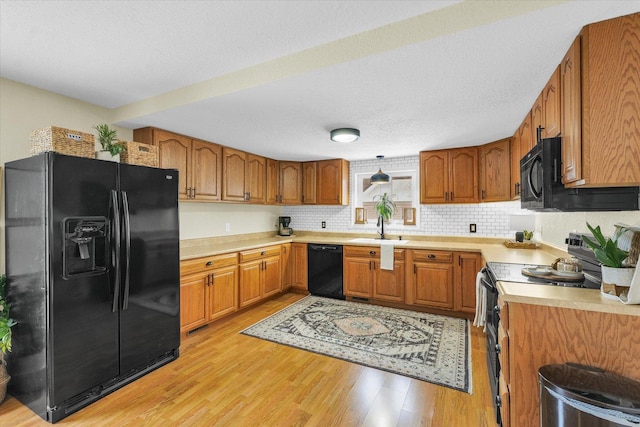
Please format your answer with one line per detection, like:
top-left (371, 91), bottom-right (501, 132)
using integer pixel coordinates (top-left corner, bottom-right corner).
top-left (283, 155), bottom-right (524, 238)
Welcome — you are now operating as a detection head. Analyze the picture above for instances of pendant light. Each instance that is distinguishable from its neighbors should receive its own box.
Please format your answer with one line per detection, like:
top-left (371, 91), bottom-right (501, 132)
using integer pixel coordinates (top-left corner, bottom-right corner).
top-left (371, 155), bottom-right (390, 184)
top-left (330, 128), bottom-right (360, 143)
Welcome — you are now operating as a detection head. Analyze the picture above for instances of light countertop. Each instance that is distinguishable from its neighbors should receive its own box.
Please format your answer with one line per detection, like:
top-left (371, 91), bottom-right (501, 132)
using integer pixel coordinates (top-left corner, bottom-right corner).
top-left (179, 232), bottom-right (640, 316)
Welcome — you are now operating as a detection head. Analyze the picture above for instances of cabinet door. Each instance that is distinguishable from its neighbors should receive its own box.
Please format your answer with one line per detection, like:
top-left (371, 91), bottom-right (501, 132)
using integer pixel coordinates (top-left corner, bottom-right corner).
top-left (455, 252), bottom-right (481, 314)
top-left (192, 139), bottom-right (222, 201)
top-left (291, 243), bottom-right (308, 291)
top-left (373, 260), bottom-right (405, 303)
top-left (480, 139), bottom-right (511, 202)
top-left (209, 265), bottom-right (238, 321)
top-left (266, 158), bottom-right (279, 204)
top-left (412, 263), bottom-right (454, 309)
top-left (180, 273), bottom-right (207, 332)
top-left (222, 147), bottom-right (247, 202)
top-left (561, 37), bottom-right (582, 184)
top-left (156, 130), bottom-right (192, 200)
top-left (263, 256), bottom-right (282, 297)
top-left (344, 257), bottom-right (373, 298)
top-left (302, 161), bottom-right (317, 204)
top-left (246, 154), bottom-right (266, 203)
top-left (317, 159), bottom-right (348, 205)
top-left (531, 94), bottom-right (543, 144)
top-left (420, 150), bottom-right (448, 203)
top-left (238, 260), bottom-right (262, 307)
top-left (279, 161), bottom-right (302, 205)
top-left (542, 66), bottom-right (561, 138)
top-left (510, 136), bottom-right (520, 200)
top-left (449, 147), bottom-right (479, 203)
top-left (519, 112), bottom-right (534, 156)
top-left (281, 243), bottom-right (292, 289)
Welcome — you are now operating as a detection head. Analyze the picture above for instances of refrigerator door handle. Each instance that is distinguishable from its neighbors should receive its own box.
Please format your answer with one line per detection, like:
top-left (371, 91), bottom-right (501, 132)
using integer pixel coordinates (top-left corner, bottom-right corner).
top-left (110, 189), bottom-right (121, 313)
top-left (122, 191), bottom-right (132, 310)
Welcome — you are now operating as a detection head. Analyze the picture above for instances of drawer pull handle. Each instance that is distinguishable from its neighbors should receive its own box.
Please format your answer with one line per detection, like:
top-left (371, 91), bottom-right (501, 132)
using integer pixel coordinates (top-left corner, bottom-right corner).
top-left (261, 251), bottom-right (266, 256)
top-left (369, 251), bottom-right (377, 255)
top-left (206, 261), bottom-right (213, 267)
top-left (427, 254), bottom-right (436, 259)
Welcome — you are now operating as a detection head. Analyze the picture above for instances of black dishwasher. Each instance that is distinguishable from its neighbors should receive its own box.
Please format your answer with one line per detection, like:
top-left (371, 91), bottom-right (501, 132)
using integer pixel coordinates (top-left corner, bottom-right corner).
top-left (307, 244), bottom-right (344, 300)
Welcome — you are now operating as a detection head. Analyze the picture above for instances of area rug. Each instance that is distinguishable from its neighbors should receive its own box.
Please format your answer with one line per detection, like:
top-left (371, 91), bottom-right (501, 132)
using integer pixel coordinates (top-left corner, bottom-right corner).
top-left (240, 296), bottom-right (472, 393)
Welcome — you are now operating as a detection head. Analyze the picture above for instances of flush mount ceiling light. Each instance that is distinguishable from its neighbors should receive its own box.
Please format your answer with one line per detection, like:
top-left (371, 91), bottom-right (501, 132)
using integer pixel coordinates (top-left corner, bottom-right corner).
top-left (330, 128), bottom-right (360, 143)
top-left (371, 155), bottom-right (390, 184)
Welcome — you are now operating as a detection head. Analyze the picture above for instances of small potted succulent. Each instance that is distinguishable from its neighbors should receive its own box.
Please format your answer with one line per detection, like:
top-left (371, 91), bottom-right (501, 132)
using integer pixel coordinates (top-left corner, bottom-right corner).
top-left (0, 274), bottom-right (16, 403)
top-left (93, 124), bottom-right (126, 161)
top-left (582, 223), bottom-right (633, 298)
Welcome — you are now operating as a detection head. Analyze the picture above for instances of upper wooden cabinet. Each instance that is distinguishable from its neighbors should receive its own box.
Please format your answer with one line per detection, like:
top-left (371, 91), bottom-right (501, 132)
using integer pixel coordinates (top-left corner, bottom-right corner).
top-left (222, 147), bottom-right (248, 202)
top-left (530, 94), bottom-right (543, 145)
top-left (563, 13), bottom-right (640, 187)
top-left (302, 161), bottom-right (317, 204)
top-left (542, 66), bottom-right (561, 139)
top-left (317, 159), bottom-right (349, 205)
top-left (266, 158), bottom-right (279, 204)
top-left (222, 148), bottom-right (266, 203)
top-left (511, 112), bottom-right (533, 199)
top-left (420, 147), bottom-right (479, 204)
top-left (480, 138), bottom-right (511, 202)
top-left (279, 161), bottom-right (303, 204)
top-left (133, 128), bottom-right (221, 201)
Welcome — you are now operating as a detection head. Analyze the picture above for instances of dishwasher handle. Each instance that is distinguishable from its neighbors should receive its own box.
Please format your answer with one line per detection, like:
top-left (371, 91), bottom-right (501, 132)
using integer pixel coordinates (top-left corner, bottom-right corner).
top-left (308, 244), bottom-right (343, 253)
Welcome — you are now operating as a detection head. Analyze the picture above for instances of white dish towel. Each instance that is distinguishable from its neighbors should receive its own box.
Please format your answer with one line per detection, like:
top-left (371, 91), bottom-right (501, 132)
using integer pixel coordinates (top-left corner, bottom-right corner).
top-left (380, 243), bottom-right (394, 270)
top-left (473, 270), bottom-right (487, 331)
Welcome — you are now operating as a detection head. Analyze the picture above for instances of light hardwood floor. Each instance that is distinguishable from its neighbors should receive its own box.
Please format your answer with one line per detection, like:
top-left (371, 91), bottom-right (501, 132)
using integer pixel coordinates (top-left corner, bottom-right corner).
top-left (0, 293), bottom-right (495, 426)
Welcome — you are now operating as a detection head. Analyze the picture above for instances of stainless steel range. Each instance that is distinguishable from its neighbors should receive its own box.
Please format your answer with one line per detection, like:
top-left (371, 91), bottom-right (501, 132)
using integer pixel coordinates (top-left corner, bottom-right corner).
top-left (482, 233), bottom-right (601, 426)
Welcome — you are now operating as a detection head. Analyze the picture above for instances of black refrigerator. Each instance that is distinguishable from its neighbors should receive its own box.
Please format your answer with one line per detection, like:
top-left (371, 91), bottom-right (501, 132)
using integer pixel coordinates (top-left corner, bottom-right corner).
top-left (4, 152), bottom-right (180, 423)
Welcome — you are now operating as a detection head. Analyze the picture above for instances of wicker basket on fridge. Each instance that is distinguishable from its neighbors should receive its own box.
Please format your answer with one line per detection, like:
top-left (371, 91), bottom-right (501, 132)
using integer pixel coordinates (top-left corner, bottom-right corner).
top-left (30, 126), bottom-right (95, 158)
top-left (119, 141), bottom-right (159, 167)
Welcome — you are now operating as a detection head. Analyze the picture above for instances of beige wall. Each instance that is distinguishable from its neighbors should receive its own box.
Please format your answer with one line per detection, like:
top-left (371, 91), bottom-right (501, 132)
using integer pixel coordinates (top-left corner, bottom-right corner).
top-left (0, 78), bottom-right (282, 272)
top-left (537, 211), bottom-right (640, 249)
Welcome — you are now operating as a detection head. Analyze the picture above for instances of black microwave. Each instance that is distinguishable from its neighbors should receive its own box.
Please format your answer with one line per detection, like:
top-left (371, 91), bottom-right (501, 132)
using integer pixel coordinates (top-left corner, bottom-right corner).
top-left (520, 137), bottom-right (639, 211)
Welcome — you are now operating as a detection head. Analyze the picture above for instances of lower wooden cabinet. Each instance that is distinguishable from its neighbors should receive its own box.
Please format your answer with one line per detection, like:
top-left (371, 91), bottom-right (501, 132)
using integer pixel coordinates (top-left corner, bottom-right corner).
top-left (290, 243), bottom-right (308, 291)
top-left (407, 250), bottom-right (480, 313)
top-left (343, 246), bottom-right (405, 303)
top-left (179, 252), bottom-right (238, 334)
top-left (238, 245), bottom-right (282, 308)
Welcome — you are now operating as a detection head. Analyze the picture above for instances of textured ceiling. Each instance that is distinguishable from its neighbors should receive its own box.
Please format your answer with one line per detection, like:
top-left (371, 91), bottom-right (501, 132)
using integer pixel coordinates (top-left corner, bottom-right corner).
top-left (1, 1), bottom-right (639, 161)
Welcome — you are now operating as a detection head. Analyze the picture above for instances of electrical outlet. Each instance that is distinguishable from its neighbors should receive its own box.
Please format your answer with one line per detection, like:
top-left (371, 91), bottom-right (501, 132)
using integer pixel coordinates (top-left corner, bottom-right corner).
top-left (469, 224), bottom-right (477, 233)
top-left (225, 223), bottom-right (231, 233)
top-left (321, 221), bottom-right (326, 229)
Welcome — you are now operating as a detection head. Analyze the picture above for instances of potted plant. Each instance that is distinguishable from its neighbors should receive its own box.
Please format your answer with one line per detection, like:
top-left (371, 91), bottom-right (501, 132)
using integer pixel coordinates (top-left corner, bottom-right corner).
top-left (93, 124), bottom-right (126, 161)
top-left (0, 274), bottom-right (16, 403)
top-left (373, 192), bottom-right (396, 240)
top-left (582, 223), bottom-right (634, 299)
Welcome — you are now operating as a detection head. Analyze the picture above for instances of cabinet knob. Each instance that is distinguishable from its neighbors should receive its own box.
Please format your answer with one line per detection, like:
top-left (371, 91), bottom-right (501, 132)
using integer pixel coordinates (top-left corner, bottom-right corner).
top-left (206, 261), bottom-right (213, 267)
top-left (369, 251), bottom-right (376, 255)
top-left (427, 254), bottom-right (436, 259)
top-left (261, 251), bottom-right (266, 256)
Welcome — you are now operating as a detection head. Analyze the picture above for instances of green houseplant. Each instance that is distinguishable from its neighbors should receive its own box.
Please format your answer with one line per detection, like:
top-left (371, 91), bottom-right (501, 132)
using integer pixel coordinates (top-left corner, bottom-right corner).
top-left (582, 223), bottom-right (633, 299)
top-left (93, 124), bottom-right (126, 159)
top-left (373, 192), bottom-right (396, 240)
top-left (0, 274), bottom-right (16, 402)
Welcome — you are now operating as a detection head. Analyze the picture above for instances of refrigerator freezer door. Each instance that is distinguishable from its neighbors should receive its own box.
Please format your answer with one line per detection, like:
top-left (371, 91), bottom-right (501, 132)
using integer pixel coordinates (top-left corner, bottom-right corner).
top-left (49, 154), bottom-right (120, 405)
top-left (118, 164), bottom-right (180, 373)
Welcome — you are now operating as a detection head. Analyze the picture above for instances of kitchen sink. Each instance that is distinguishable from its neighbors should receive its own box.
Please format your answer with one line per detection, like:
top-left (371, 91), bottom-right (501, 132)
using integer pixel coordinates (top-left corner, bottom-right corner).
top-left (348, 238), bottom-right (409, 245)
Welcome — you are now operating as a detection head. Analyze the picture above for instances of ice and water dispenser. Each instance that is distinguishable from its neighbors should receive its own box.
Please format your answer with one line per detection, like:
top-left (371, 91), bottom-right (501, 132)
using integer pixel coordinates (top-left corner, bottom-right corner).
top-left (62, 217), bottom-right (108, 278)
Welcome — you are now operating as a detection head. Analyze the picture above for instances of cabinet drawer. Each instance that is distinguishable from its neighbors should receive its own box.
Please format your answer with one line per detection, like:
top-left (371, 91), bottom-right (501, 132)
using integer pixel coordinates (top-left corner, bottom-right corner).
top-left (181, 252), bottom-right (238, 276)
top-left (239, 245), bottom-right (282, 263)
top-left (344, 245), bottom-right (405, 260)
top-left (411, 250), bottom-right (453, 263)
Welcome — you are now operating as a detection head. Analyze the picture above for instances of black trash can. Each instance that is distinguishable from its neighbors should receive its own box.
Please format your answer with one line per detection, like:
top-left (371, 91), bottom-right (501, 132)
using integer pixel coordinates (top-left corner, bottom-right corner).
top-left (539, 363), bottom-right (640, 427)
